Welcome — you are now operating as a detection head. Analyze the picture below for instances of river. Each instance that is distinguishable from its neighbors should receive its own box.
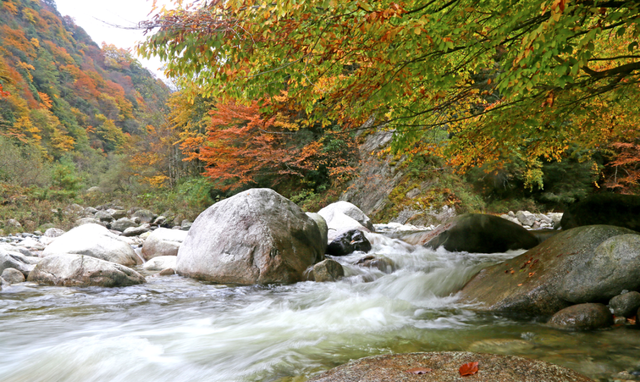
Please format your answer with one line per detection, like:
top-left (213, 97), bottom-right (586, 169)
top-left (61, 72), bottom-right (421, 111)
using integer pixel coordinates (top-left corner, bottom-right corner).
top-left (0, 232), bottom-right (638, 381)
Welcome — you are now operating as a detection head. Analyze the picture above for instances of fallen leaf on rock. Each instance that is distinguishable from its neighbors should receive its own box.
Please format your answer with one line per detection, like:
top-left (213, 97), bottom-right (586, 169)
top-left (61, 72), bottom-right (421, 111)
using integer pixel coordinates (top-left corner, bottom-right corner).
top-left (406, 367), bottom-right (432, 374)
top-left (459, 362), bottom-right (479, 376)
top-left (518, 283), bottom-right (523, 286)
top-left (628, 316), bottom-right (637, 325)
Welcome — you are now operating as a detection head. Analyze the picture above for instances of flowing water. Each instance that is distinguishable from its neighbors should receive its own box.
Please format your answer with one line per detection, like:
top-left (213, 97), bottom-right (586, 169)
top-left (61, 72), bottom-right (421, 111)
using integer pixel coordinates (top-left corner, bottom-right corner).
top-left (0, 232), bottom-right (639, 382)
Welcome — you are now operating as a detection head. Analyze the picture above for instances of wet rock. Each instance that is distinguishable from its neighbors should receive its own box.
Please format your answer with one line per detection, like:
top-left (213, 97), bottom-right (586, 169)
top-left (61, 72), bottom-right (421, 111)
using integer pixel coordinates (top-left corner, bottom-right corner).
top-left (318, 201), bottom-right (374, 231)
top-left (43, 228), bottom-right (65, 238)
top-left (355, 255), bottom-right (394, 273)
top-left (547, 303), bottom-right (613, 331)
top-left (609, 292), bottom-right (640, 318)
top-left (111, 218), bottom-right (137, 232)
top-left (561, 193), bottom-right (640, 231)
top-left (142, 256), bottom-right (177, 271)
top-left (459, 225), bottom-right (638, 317)
top-left (42, 223), bottom-right (139, 266)
top-left (558, 234), bottom-right (640, 303)
top-left (158, 268), bottom-right (175, 276)
top-left (122, 224), bottom-right (151, 237)
top-left (313, 259), bottom-right (344, 282)
top-left (141, 228), bottom-right (188, 260)
top-left (176, 188), bottom-right (325, 285)
top-left (133, 209), bottom-right (156, 224)
top-left (1, 268), bottom-right (25, 284)
top-left (327, 229), bottom-right (372, 256)
top-left (419, 213), bottom-right (539, 253)
top-left (306, 213), bottom-right (328, 246)
top-left (308, 351), bottom-right (594, 382)
top-left (27, 254), bottom-right (146, 287)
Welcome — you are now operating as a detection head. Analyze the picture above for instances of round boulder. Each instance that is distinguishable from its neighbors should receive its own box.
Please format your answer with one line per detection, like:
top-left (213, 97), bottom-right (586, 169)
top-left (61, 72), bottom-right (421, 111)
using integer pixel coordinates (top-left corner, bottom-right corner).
top-left (312, 259), bottom-right (344, 282)
top-left (1, 268), bottom-right (25, 284)
top-left (111, 218), bottom-right (137, 232)
top-left (609, 291), bottom-right (640, 318)
top-left (421, 213), bottom-right (539, 253)
top-left (42, 224), bottom-right (139, 266)
top-left (27, 254), bottom-right (146, 287)
top-left (176, 188), bottom-right (325, 285)
top-left (547, 303), bottom-right (613, 331)
top-left (318, 201), bottom-right (374, 231)
top-left (133, 209), bottom-right (156, 224)
top-left (141, 228), bottom-right (188, 260)
top-left (308, 352), bottom-right (594, 382)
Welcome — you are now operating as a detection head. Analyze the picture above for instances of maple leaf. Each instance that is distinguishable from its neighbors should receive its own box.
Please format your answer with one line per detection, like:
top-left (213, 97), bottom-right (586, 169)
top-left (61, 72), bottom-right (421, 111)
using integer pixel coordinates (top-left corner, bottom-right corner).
top-left (459, 362), bottom-right (479, 376)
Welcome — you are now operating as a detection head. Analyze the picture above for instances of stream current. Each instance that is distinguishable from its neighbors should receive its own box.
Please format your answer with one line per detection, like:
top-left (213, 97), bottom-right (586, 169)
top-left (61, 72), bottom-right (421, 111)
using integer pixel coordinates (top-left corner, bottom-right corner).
top-left (0, 232), bottom-right (639, 382)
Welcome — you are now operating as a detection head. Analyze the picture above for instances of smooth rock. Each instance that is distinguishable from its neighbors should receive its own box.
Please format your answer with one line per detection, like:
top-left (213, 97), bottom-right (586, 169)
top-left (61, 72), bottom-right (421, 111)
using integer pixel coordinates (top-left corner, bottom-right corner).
top-left (459, 225), bottom-right (637, 317)
top-left (109, 209), bottom-right (127, 220)
top-left (0, 250), bottom-right (35, 276)
top-left (94, 210), bottom-right (114, 223)
top-left (27, 254), bottom-right (146, 287)
top-left (326, 212), bottom-right (369, 242)
top-left (326, 229), bottom-right (372, 256)
top-left (84, 207), bottom-right (98, 215)
top-left (5, 219), bottom-right (22, 230)
top-left (313, 259), bottom-right (344, 282)
top-left (318, 201), bottom-right (374, 231)
top-left (306, 213), bottom-right (328, 246)
top-left (558, 234), bottom-right (640, 303)
top-left (141, 228), bottom-right (188, 260)
top-left (1, 268), bottom-right (25, 284)
top-left (413, 213), bottom-right (538, 253)
top-left (516, 211), bottom-right (537, 226)
top-left (43, 228), bottom-right (65, 238)
top-left (158, 268), bottom-right (175, 276)
top-left (355, 255), bottom-right (394, 273)
top-left (122, 224), bottom-right (151, 237)
top-left (142, 256), bottom-right (177, 271)
top-left (609, 292), bottom-right (640, 318)
top-left (42, 224), bottom-right (139, 266)
top-left (547, 303), bottom-right (613, 331)
top-left (308, 351), bottom-right (594, 382)
top-left (111, 218), bottom-right (137, 232)
top-left (75, 217), bottom-right (104, 227)
top-left (133, 209), bottom-right (156, 224)
top-left (176, 188), bottom-right (325, 285)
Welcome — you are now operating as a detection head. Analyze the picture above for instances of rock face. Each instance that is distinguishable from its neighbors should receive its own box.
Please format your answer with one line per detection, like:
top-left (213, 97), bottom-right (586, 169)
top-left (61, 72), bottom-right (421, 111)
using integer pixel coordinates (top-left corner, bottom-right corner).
top-left (141, 228), bottom-right (188, 260)
top-left (547, 303), bottom-right (613, 331)
top-left (561, 193), bottom-right (640, 231)
top-left (176, 188), bottom-right (325, 285)
top-left (418, 214), bottom-right (539, 253)
top-left (459, 225), bottom-right (639, 317)
top-left (42, 224), bottom-right (139, 266)
top-left (313, 259), bottom-right (344, 282)
top-left (318, 201), bottom-right (375, 232)
top-left (308, 352), bottom-right (594, 382)
top-left (326, 229), bottom-right (372, 256)
top-left (28, 254), bottom-right (146, 287)
top-left (609, 291), bottom-right (640, 318)
top-left (306, 213), bottom-right (328, 245)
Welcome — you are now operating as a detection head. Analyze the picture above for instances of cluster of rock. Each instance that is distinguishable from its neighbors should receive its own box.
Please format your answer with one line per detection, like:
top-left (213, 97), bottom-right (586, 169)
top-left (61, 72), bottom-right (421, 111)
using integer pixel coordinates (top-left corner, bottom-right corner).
top-left (500, 210), bottom-right (563, 229)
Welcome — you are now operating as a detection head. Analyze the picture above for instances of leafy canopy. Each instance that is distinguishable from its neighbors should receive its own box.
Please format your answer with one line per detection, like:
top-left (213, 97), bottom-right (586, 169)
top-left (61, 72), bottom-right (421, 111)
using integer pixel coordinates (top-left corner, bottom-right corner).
top-left (140, 0), bottom-right (640, 185)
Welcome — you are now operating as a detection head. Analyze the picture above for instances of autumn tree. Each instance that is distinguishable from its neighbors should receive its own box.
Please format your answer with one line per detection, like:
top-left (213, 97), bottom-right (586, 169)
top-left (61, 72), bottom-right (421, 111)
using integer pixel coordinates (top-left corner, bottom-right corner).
top-left (140, 0), bottom-right (640, 186)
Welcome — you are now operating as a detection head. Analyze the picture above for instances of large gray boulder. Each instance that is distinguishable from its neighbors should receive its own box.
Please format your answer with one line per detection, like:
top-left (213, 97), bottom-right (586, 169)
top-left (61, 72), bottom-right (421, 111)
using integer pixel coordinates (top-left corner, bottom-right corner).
top-left (141, 228), bottom-right (188, 260)
top-left (176, 188), bottom-right (325, 285)
top-left (459, 225), bottom-right (640, 317)
top-left (308, 352), bottom-right (594, 382)
top-left (318, 201), bottom-right (374, 232)
top-left (27, 254), bottom-right (146, 287)
top-left (42, 224), bottom-right (139, 266)
top-left (416, 213), bottom-right (539, 253)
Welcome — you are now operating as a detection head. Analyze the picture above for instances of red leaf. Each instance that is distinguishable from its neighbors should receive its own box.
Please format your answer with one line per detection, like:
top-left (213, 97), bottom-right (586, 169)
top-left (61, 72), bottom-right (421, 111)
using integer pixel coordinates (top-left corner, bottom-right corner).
top-left (459, 362), bottom-right (479, 376)
top-left (406, 367), bottom-right (432, 374)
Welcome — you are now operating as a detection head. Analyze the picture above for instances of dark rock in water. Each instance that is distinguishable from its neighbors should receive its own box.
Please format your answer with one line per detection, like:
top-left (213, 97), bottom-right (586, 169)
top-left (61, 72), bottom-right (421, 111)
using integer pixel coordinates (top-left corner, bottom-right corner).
top-left (547, 303), bottom-right (613, 331)
top-left (609, 292), bottom-right (640, 318)
top-left (313, 259), bottom-right (344, 282)
top-left (459, 225), bottom-right (639, 318)
top-left (28, 253), bottom-right (146, 287)
top-left (419, 213), bottom-right (539, 253)
top-left (326, 229), bottom-right (371, 256)
top-left (176, 188), bottom-right (326, 285)
top-left (308, 351), bottom-right (594, 382)
top-left (561, 193), bottom-right (640, 231)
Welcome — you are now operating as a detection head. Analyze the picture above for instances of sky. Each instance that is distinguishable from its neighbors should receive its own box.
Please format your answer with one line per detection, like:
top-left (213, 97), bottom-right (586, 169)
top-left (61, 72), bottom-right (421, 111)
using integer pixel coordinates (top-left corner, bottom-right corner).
top-left (54, 0), bottom-right (172, 81)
